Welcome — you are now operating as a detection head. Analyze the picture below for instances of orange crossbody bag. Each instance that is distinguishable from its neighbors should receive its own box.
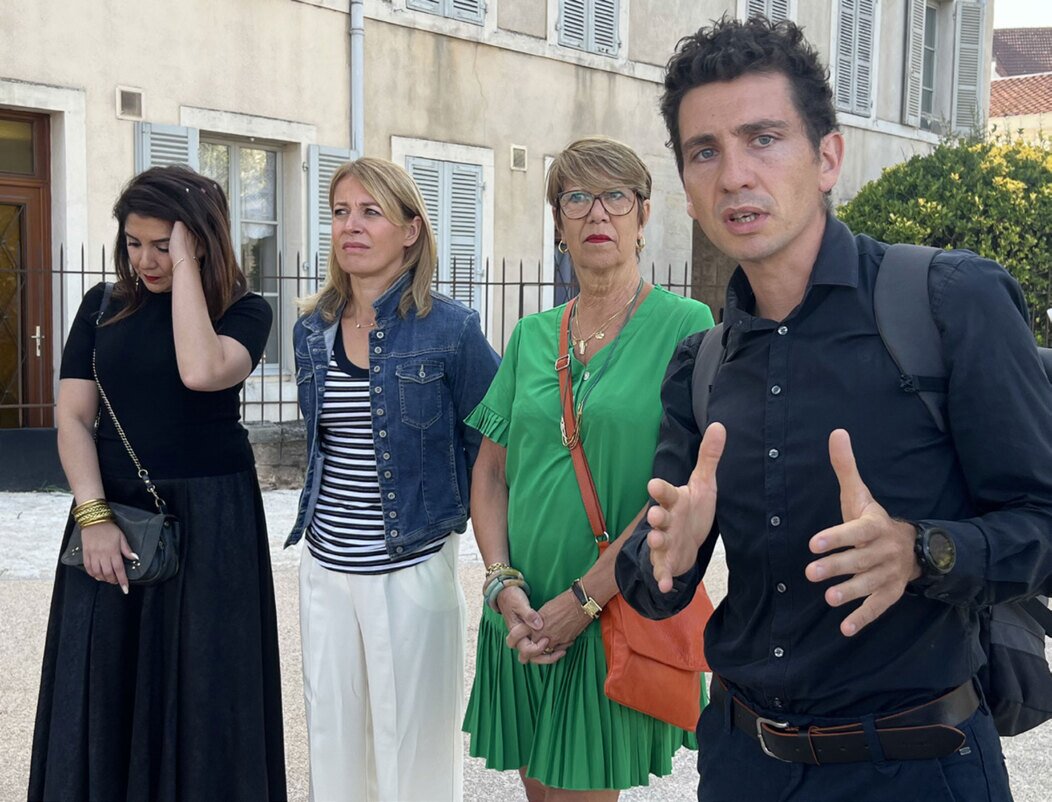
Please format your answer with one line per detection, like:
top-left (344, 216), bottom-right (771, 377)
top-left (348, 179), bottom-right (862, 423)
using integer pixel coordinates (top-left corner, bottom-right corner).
top-left (556, 300), bottom-right (713, 732)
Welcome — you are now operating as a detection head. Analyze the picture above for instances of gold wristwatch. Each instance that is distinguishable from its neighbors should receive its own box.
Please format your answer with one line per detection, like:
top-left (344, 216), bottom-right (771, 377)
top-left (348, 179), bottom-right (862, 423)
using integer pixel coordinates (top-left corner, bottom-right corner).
top-left (571, 578), bottom-right (602, 619)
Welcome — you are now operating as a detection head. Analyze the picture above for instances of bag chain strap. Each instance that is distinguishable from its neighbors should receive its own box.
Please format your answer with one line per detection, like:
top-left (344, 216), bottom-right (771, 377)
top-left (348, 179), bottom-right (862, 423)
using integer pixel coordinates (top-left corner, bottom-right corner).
top-left (92, 348), bottom-right (167, 513)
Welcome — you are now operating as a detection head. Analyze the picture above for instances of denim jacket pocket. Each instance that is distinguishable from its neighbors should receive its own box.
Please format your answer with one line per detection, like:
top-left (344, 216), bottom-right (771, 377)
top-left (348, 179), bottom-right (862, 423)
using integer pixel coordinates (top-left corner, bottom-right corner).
top-left (396, 360), bottom-right (445, 430)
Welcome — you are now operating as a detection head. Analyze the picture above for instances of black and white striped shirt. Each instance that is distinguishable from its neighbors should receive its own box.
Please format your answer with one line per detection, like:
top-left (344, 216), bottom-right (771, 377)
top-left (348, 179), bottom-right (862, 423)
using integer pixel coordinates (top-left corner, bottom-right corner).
top-left (306, 328), bottom-right (446, 574)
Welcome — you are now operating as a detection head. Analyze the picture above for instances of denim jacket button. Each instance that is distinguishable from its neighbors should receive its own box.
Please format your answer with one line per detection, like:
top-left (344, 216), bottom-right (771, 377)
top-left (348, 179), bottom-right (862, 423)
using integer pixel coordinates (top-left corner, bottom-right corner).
top-left (379, 430), bottom-right (387, 438)
top-left (383, 452), bottom-right (391, 460)
top-left (374, 346), bottom-right (382, 354)
top-left (384, 470), bottom-right (392, 478)
top-left (388, 511), bottom-right (397, 519)
top-left (391, 529), bottom-right (399, 538)
top-left (377, 409), bottom-right (385, 416)
top-left (376, 331), bottom-right (385, 339)
top-left (374, 386), bottom-right (382, 393)
top-left (387, 492), bottom-right (396, 500)
top-left (395, 546), bottom-right (404, 554)
top-left (373, 365), bottom-right (380, 373)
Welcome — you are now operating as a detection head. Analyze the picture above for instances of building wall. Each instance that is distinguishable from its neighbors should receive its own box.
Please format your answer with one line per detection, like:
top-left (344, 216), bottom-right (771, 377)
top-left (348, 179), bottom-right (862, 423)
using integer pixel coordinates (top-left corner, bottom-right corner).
top-left (990, 112), bottom-right (1052, 142)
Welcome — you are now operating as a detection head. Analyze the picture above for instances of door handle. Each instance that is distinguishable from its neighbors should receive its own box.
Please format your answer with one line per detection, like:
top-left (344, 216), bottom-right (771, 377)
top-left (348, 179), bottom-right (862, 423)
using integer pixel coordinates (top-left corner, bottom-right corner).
top-left (31, 325), bottom-right (44, 357)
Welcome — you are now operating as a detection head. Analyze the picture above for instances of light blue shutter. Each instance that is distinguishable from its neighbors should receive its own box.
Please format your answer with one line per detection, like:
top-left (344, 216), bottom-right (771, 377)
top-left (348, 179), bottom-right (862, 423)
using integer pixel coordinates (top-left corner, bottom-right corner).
top-left (447, 162), bottom-right (482, 308)
top-left (559, 0), bottom-right (587, 49)
top-left (406, 0), bottom-right (442, 13)
top-left (451, 0), bottom-right (484, 24)
top-left (952, 0), bottom-right (985, 133)
top-left (853, 0), bottom-right (875, 116)
top-left (591, 0), bottom-right (619, 55)
top-left (308, 145), bottom-right (353, 282)
top-left (134, 123), bottom-right (199, 173)
top-left (902, 0), bottom-right (926, 126)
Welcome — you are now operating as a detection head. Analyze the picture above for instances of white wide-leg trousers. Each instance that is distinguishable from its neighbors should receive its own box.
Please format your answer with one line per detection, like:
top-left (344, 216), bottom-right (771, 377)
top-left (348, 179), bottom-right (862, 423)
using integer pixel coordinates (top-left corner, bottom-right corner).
top-left (299, 537), bottom-right (465, 802)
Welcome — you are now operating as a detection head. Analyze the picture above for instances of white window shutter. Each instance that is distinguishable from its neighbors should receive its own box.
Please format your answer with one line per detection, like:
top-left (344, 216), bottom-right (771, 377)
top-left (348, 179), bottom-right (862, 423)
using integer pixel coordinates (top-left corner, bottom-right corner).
top-left (952, 0), bottom-right (984, 133)
top-left (447, 163), bottom-right (482, 307)
top-left (559, 0), bottom-right (587, 49)
top-left (134, 122), bottom-right (200, 173)
top-left (902, 0), bottom-right (925, 126)
top-left (768, 0), bottom-right (790, 21)
top-left (591, 0), bottom-right (619, 55)
top-left (407, 156), bottom-right (445, 289)
top-left (853, 0), bottom-right (875, 116)
top-left (746, 0), bottom-right (768, 18)
top-left (307, 145), bottom-right (353, 282)
top-left (835, 0), bottom-right (857, 112)
top-left (406, 0), bottom-right (442, 13)
top-left (451, 0), bottom-right (484, 24)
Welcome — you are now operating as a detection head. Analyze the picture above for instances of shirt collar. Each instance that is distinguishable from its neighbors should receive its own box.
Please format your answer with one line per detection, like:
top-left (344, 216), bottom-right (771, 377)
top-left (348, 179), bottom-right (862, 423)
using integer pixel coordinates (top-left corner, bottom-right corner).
top-left (723, 213), bottom-right (858, 332)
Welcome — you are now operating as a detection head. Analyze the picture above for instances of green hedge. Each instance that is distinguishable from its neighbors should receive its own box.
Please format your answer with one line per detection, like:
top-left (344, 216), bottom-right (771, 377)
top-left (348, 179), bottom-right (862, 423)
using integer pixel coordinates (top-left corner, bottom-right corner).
top-left (837, 136), bottom-right (1052, 343)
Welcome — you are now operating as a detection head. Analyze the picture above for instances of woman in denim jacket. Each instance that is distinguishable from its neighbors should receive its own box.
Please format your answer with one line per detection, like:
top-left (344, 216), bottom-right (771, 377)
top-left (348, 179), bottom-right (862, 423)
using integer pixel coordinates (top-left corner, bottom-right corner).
top-left (288, 157), bottom-right (499, 802)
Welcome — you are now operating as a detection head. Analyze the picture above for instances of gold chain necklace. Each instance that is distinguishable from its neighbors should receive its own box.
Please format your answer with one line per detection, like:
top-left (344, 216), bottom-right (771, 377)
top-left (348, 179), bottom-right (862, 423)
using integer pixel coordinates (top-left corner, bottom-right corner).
top-left (571, 282), bottom-right (640, 356)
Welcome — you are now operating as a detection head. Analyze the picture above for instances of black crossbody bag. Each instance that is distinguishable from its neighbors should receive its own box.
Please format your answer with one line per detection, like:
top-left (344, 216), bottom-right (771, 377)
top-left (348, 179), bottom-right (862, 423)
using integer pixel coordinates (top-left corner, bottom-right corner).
top-left (60, 283), bottom-right (182, 585)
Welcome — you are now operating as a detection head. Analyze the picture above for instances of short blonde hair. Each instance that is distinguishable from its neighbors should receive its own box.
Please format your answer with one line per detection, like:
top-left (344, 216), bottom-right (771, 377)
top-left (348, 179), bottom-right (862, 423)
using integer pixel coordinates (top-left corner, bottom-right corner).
top-left (545, 136), bottom-right (653, 229)
top-left (298, 157), bottom-right (438, 321)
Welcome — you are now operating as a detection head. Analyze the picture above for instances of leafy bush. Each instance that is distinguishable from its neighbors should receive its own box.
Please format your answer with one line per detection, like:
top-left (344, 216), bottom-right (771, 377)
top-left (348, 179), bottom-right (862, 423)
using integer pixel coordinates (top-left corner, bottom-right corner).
top-left (837, 136), bottom-right (1052, 342)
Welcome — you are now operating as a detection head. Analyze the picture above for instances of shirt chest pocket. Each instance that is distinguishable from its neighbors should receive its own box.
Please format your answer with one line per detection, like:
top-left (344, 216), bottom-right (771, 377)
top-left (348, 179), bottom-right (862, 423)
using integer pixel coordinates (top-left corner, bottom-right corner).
top-left (395, 361), bottom-right (446, 430)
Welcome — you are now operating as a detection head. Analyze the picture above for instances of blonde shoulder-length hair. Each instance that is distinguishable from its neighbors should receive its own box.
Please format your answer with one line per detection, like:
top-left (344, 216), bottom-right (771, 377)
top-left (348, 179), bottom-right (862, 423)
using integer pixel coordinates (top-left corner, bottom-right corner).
top-left (298, 157), bottom-right (438, 321)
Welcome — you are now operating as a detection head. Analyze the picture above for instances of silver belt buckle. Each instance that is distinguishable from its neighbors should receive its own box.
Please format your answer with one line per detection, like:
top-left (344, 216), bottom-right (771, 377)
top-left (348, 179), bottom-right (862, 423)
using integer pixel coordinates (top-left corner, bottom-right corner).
top-left (755, 716), bottom-right (792, 761)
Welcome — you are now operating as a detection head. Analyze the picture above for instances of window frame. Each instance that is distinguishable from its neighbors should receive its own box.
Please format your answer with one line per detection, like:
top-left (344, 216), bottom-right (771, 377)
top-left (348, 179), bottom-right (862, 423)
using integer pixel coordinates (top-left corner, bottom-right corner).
top-left (405, 0), bottom-right (485, 26)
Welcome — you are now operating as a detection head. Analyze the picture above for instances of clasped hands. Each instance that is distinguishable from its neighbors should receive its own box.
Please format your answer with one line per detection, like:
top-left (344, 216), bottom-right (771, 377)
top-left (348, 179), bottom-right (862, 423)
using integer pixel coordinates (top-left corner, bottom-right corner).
top-left (646, 423), bottom-right (921, 637)
top-left (498, 586), bottom-right (595, 665)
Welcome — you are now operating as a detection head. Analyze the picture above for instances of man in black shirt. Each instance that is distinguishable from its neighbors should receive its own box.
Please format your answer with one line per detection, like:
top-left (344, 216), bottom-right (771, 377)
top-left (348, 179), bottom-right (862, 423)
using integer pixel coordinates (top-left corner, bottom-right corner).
top-left (614, 17), bottom-right (1052, 802)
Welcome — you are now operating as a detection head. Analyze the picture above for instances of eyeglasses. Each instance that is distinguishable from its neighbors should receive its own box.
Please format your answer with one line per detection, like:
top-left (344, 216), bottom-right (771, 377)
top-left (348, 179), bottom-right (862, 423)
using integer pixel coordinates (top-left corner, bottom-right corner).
top-left (557, 188), bottom-right (638, 220)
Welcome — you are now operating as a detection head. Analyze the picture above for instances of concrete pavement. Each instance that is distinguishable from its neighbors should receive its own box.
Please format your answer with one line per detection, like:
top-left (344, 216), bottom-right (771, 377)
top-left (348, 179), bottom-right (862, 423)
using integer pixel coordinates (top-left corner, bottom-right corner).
top-left (1, 491), bottom-right (1049, 801)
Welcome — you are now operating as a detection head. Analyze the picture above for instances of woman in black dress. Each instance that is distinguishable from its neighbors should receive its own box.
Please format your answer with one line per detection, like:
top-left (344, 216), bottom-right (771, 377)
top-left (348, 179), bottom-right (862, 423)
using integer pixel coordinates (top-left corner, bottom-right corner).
top-left (29, 165), bottom-right (286, 801)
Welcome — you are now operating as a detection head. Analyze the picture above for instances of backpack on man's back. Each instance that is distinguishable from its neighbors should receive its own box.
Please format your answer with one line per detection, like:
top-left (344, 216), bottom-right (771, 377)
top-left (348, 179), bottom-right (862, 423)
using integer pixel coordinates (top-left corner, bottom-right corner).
top-left (690, 243), bottom-right (1052, 736)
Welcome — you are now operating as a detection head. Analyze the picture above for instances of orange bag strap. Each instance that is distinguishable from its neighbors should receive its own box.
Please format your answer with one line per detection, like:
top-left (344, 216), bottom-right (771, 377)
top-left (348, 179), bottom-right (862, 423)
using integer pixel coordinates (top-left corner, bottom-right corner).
top-left (557, 300), bottom-right (609, 547)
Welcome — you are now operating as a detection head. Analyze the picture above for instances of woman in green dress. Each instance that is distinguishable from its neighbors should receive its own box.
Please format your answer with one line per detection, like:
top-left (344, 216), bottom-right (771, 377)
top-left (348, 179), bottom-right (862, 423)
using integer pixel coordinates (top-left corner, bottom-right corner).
top-left (463, 136), bottom-right (715, 799)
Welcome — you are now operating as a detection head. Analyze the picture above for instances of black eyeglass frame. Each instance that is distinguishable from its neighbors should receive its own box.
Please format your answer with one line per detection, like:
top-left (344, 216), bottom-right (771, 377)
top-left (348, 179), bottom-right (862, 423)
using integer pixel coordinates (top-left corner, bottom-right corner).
top-left (556, 188), bottom-right (641, 220)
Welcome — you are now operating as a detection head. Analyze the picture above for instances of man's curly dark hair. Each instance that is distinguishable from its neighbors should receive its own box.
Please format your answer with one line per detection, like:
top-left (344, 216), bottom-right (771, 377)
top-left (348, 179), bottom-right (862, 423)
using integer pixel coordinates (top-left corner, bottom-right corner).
top-left (661, 16), bottom-right (839, 174)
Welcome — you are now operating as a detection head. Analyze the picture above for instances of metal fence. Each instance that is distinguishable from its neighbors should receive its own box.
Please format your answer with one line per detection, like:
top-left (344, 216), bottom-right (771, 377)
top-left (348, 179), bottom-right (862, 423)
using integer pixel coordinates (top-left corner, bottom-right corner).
top-left (0, 249), bottom-right (696, 428)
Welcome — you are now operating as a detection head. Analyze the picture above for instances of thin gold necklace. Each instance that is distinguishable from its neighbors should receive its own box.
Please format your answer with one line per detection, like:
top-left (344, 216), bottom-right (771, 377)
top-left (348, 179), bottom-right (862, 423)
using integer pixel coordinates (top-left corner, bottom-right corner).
top-left (571, 279), bottom-right (641, 356)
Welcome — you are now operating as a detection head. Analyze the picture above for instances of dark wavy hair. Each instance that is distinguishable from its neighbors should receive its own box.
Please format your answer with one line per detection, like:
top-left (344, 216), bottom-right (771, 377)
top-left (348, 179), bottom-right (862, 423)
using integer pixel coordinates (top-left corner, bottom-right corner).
top-left (107, 165), bottom-right (247, 325)
top-left (661, 16), bottom-right (839, 174)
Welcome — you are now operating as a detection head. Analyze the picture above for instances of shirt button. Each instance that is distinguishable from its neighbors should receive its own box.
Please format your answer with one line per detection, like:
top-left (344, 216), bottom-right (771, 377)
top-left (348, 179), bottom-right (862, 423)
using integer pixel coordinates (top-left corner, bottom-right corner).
top-left (376, 331), bottom-right (384, 339)
top-left (774, 647), bottom-right (785, 658)
top-left (379, 430), bottom-right (387, 438)
top-left (374, 346), bottom-right (382, 354)
top-left (777, 325), bottom-right (788, 335)
top-left (770, 515), bottom-right (781, 527)
top-left (383, 452), bottom-right (391, 460)
top-left (776, 582), bottom-right (787, 593)
top-left (771, 385), bottom-right (782, 395)
top-left (768, 448), bottom-right (780, 459)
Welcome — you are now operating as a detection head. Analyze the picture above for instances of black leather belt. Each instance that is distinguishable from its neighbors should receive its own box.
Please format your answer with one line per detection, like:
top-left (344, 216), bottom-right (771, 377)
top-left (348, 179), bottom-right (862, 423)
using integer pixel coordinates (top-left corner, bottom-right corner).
top-left (711, 679), bottom-right (978, 764)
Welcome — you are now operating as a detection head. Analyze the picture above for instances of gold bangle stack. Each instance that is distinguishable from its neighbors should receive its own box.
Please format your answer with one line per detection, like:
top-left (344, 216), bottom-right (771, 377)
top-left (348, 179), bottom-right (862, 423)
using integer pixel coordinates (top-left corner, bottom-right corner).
top-left (72, 498), bottom-right (114, 528)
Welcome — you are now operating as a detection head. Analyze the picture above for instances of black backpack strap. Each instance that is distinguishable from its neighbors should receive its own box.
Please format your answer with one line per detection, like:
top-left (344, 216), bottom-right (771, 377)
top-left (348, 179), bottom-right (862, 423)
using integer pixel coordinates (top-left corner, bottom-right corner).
top-left (691, 322), bottom-right (726, 428)
top-left (1022, 596), bottom-right (1052, 637)
top-left (873, 244), bottom-right (949, 433)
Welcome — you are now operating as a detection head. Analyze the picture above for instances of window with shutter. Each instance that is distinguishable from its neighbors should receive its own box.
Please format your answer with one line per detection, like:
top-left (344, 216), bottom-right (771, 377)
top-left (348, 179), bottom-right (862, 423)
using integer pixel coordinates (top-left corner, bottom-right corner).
top-left (135, 122), bottom-right (200, 173)
top-left (902, 0), bottom-right (926, 127)
top-left (308, 145), bottom-right (354, 283)
top-left (559, 0), bottom-right (619, 57)
top-left (407, 0), bottom-right (484, 25)
top-left (743, 0), bottom-right (791, 22)
top-left (407, 156), bottom-right (482, 310)
top-left (834, 0), bottom-right (875, 116)
top-left (952, 0), bottom-right (984, 134)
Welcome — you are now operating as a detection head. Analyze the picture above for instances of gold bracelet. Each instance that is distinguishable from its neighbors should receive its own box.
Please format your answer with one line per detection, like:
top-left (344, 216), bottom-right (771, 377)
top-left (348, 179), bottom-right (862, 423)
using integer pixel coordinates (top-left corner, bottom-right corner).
top-left (72, 499), bottom-right (113, 528)
top-left (172, 256), bottom-right (200, 270)
top-left (72, 498), bottom-right (107, 515)
top-left (77, 511), bottom-right (115, 528)
top-left (485, 561), bottom-right (511, 575)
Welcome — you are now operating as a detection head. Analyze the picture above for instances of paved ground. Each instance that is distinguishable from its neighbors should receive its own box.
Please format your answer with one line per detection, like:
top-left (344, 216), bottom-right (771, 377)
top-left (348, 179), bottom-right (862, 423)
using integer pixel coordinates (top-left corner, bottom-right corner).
top-left (2, 490), bottom-right (1049, 801)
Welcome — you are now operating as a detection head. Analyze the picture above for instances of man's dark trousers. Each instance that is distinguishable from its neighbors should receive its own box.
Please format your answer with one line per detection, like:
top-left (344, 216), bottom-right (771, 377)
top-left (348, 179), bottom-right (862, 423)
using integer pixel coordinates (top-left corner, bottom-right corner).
top-left (696, 681), bottom-right (1013, 801)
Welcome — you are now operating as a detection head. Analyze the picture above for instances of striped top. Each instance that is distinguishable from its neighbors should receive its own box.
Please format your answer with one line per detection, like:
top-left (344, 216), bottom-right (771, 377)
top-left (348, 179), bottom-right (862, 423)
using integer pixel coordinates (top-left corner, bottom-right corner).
top-left (305, 326), bottom-right (446, 574)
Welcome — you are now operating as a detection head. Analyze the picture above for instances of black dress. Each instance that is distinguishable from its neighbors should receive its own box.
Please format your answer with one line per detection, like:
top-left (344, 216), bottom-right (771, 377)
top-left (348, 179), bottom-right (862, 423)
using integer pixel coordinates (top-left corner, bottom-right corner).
top-left (29, 284), bottom-right (287, 802)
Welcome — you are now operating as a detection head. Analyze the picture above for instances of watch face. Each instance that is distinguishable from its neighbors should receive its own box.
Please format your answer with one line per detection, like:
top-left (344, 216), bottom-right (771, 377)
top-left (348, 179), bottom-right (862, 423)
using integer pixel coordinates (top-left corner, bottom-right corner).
top-left (927, 530), bottom-right (956, 574)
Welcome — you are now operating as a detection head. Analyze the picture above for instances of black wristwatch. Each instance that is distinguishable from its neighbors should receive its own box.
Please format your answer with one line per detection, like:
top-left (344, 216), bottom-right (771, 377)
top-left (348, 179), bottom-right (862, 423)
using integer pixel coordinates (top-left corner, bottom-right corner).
top-left (911, 523), bottom-right (957, 577)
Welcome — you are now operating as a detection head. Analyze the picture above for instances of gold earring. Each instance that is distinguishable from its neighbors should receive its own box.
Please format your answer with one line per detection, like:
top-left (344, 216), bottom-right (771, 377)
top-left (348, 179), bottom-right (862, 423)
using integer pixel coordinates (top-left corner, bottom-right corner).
top-left (636, 234), bottom-right (646, 251)
top-left (134, 274), bottom-right (141, 289)
top-left (557, 240), bottom-right (569, 254)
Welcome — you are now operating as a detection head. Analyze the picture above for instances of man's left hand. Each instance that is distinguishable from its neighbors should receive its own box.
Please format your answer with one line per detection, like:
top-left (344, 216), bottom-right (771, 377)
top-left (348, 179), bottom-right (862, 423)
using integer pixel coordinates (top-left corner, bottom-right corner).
top-left (806, 429), bottom-right (922, 637)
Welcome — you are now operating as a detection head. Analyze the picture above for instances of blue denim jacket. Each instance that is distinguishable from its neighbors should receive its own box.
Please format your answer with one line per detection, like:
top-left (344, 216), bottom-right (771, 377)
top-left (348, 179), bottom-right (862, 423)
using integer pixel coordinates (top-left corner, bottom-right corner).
top-left (287, 270), bottom-right (500, 557)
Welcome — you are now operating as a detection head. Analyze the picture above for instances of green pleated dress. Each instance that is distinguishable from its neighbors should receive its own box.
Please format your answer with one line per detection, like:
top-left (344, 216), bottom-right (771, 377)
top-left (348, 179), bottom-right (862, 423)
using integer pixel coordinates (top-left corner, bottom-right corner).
top-left (463, 286), bottom-right (715, 791)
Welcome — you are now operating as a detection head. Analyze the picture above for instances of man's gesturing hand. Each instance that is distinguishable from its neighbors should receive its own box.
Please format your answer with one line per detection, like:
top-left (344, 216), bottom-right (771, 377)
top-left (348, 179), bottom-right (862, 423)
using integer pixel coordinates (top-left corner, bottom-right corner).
top-left (806, 429), bottom-right (922, 637)
top-left (646, 422), bottom-right (726, 593)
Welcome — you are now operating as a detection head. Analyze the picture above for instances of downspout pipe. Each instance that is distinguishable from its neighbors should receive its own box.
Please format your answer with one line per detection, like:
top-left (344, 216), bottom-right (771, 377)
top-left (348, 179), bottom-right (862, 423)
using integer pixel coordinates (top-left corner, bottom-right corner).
top-left (350, 0), bottom-right (365, 156)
